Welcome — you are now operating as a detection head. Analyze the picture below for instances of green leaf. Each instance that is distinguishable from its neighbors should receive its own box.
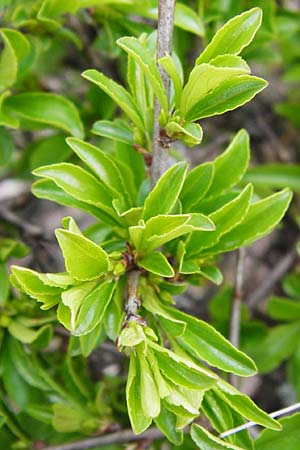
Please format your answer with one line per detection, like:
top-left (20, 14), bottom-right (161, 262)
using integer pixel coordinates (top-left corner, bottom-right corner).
top-left (126, 355), bottom-right (152, 434)
top-left (66, 137), bottom-right (131, 204)
top-left (134, 213), bottom-right (214, 252)
top-left (180, 64), bottom-right (246, 118)
top-left (244, 164), bottom-right (300, 193)
top-left (0, 262), bottom-right (9, 307)
top-left (191, 423), bottom-right (244, 450)
top-left (186, 184), bottom-right (253, 257)
top-left (139, 351), bottom-right (161, 418)
top-left (159, 54), bottom-right (183, 108)
top-left (202, 189), bottom-right (292, 255)
top-left (183, 75), bottom-right (267, 121)
top-left (250, 322), bottom-right (300, 373)
top-left (149, 341), bottom-right (218, 390)
top-left (142, 162), bottom-right (188, 221)
top-left (215, 380), bottom-right (281, 430)
top-left (196, 8), bottom-right (262, 64)
top-left (117, 36), bottom-right (168, 113)
top-left (174, 3), bottom-right (204, 36)
top-left (166, 121), bottom-right (203, 146)
top-left (207, 129), bottom-right (250, 197)
top-left (267, 296), bottom-right (300, 321)
top-left (32, 179), bottom-right (116, 225)
top-left (55, 229), bottom-right (108, 281)
top-left (8, 321), bottom-right (52, 346)
top-left (0, 126), bottom-right (14, 166)
top-left (82, 69), bottom-right (144, 131)
top-left (73, 279), bottom-right (116, 335)
top-left (202, 390), bottom-right (234, 434)
top-left (180, 162), bottom-right (214, 211)
top-left (138, 251), bottom-right (174, 278)
top-left (209, 55), bottom-right (250, 72)
top-left (61, 281), bottom-right (97, 331)
top-left (10, 266), bottom-right (62, 301)
top-left (91, 119), bottom-right (133, 144)
top-left (5, 93), bottom-right (84, 138)
top-left (159, 307), bottom-right (257, 377)
top-left (38, 0), bottom-right (78, 27)
top-left (0, 29), bottom-right (18, 90)
top-left (154, 402), bottom-right (183, 445)
top-left (33, 163), bottom-right (116, 219)
top-left (255, 413), bottom-right (300, 450)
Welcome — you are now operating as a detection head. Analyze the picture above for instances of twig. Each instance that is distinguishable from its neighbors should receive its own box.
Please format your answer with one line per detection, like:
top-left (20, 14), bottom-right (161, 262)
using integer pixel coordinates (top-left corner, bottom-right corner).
top-left (229, 248), bottom-right (245, 387)
top-left (121, 270), bottom-right (146, 329)
top-left (247, 247), bottom-right (298, 308)
top-left (40, 427), bottom-right (164, 450)
top-left (220, 402), bottom-right (300, 439)
top-left (151, 0), bottom-right (176, 186)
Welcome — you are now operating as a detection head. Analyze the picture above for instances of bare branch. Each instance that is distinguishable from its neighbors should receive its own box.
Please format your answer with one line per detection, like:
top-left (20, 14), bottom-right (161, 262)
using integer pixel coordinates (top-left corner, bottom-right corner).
top-left (151, 0), bottom-right (176, 186)
top-left (40, 427), bottom-right (164, 450)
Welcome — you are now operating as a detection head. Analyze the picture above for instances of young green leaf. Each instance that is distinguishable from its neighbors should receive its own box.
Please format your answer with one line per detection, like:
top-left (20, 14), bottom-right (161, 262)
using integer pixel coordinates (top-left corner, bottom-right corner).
top-left (5, 93), bottom-right (84, 138)
top-left (183, 75), bottom-right (268, 121)
top-left (66, 137), bottom-right (131, 205)
top-left (142, 162), bottom-right (188, 221)
top-left (159, 54), bottom-right (183, 108)
top-left (159, 307), bottom-right (257, 377)
top-left (82, 69), bottom-right (144, 131)
top-left (138, 252), bottom-right (175, 278)
top-left (196, 8), bottom-right (262, 64)
top-left (126, 355), bottom-right (152, 434)
top-left (267, 296), bottom-right (300, 321)
top-left (215, 380), bottom-right (281, 430)
top-left (55, 229), bottom-right (109, 281)
top-left (255, 413), bottom-right (300, 450)
top-left (191, 423), bottom-right (244, 450)
top-left (186, 184), bottom-right (253, 257)
top-left (207, 129), bottom-right (250, 197)
top-left (154, 403), bottom-right (183, 445)
top-left (91, 119), bottom-right (133, 144)
top-left (209, 55), bottom-right (250, 72)
top-left (33, 163), bottom-right (116, 219)
top-left (117, 36), bottom-right (168, 113)
top-left (139, 352), bottom-right (161, 418)
top-left (202, 189), bottom-right (292, 255)
top-left (73, 279), bottom-right (116, 335)
top-left (180, 162), bottom-right (214, 211)
top-left (180, 64), bottom-right (246, 118)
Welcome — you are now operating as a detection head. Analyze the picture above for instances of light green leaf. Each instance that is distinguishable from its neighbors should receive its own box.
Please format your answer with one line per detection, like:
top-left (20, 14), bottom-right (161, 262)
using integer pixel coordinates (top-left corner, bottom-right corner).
top-left (10, 266), bottom-right (62, 298)
top-left (174, 3), bottom-right (204, 36)
top-left (82, 69), bottom-right (144, 130)
top-left (196, 8), bottom-right (262, 64)
top-left (32, 179), bottom-right (116, 225)
top-left (33, 163), bottom-right (115, 219)
top-left (149, 341), bottom-right (218, 390)
top-left (142, 162), bottom-right (188, 221)
top-left (73, 279), bottom-right (116, 335)
top-left (207, 129), bottom-right (250, 197)
top-left (154, 403), bottom-right (183, 445)
top-left (209, 54), bottom-right (250, 72)
top-left (159, 307), bottom-right (257, 377)
top-left (191, 423), bottom-right (244, 450)
top-left (159, 54), bottom-right (183, 108)
top-left (38, 0), bottom-right (78, 27)
top-left (5, 93), bottom-right (84, 138)
top-left (0, 262), bottom-right (9, 306)
top-left (126, 355), bottom-right (152, 434)
top-left (0, 29), bottom-right (18, 90)
top-left (180, 162), bottom-right (214, 211)
top-left (29, 134), bottom-right (72, 170)
top-left (166, 121), bottom-right (203, 147)
top-left (117, 36), bottom-right (168, 113)
top-left (8, 321), bottom-right (52, 346)
top-left (55, 229), bottom-right (109, 281)
top-left (180, 64), bottom-right (246, 118)
top-left (138, 251), bottom-right (174, 278)
top-left (244, 164), bottom-right (300, 193)
top-left (199, 266), bottom-right (223, 285)
top-left (91, 119), bottom-right (133, 144)
top-left (186, 184), bottom-right (253, 257)
top-left (184, 75), bottom-right (267, 121)
top-left (202, 189), bottom-right (292, 255)
top-left (66, 137), bottom-right (131, 204)
top-left (215, 380), bottom-right (281, 430)
top-left (255, 413), bottom-right (300, 450)
top-left (139, 352), bottom-right (161, 418)
top-left (61, 281), bottom-right (97, 331)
